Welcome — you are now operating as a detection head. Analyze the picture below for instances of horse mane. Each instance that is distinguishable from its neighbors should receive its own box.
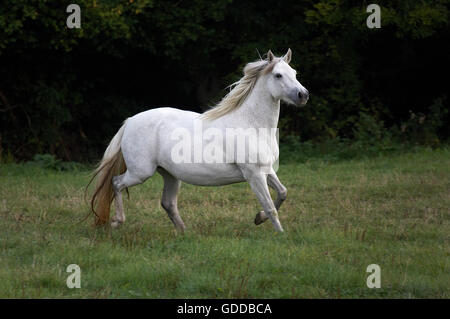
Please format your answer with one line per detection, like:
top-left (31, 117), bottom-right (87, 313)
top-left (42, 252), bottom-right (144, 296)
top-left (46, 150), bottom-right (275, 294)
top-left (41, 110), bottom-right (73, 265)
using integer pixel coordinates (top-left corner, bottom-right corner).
top-left (201, 57), bottom-right (279, 120)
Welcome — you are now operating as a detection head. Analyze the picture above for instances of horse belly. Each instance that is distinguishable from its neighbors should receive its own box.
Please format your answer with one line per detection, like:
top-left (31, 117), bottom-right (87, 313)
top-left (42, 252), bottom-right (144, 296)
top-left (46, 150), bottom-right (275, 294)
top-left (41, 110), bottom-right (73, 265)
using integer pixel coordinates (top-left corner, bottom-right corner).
top-left (160, 162), bottom-right (245, 186)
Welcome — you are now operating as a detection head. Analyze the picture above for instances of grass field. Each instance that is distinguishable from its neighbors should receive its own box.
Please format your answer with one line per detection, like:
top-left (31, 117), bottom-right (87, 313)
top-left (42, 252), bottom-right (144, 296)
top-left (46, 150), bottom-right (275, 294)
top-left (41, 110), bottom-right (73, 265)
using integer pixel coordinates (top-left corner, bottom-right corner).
top-left (0, 148), bottom-right (449, 298)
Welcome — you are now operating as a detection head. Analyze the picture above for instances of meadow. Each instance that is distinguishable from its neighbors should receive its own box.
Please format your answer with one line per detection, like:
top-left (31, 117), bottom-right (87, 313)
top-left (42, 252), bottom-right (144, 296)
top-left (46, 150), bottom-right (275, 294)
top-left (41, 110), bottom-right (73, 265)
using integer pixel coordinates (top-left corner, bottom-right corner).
top-left (0, 147), bottom-right (449, 298)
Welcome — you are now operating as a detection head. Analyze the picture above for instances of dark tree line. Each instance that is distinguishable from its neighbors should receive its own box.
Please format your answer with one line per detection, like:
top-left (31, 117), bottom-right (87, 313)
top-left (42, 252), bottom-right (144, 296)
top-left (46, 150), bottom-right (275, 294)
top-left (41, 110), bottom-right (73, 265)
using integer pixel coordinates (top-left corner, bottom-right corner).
top-left (0, 0), bottom-right (448, 162)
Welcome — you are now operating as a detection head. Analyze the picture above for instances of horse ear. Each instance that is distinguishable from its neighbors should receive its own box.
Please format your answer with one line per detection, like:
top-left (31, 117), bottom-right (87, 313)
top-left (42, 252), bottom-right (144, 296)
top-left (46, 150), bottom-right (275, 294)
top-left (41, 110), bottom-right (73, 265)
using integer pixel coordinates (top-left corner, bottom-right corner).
top-left (283, 48), bottom-right (292, 64)
top-left (267, 50), bottom-right (275, 63)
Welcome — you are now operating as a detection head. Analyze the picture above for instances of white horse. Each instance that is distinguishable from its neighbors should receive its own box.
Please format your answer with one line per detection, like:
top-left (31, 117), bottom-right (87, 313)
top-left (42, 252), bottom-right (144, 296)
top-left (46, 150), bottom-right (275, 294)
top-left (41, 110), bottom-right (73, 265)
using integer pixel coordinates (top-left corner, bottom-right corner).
top-left (89, 49), bottom-right (309, 232)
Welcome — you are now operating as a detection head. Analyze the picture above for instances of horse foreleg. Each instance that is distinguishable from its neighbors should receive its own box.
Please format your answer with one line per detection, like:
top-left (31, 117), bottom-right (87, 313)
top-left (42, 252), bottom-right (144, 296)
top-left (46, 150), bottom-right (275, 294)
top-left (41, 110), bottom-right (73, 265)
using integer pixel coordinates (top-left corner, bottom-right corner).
top-left (255, 172), bottom-right (287, 226)
top-left (247, 173), bottom-right (284, 232)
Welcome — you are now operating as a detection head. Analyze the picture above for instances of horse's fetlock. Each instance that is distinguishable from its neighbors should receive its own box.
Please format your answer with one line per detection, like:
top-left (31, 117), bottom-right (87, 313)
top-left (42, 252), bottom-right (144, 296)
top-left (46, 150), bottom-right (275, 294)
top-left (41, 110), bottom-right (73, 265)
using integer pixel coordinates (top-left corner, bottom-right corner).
top-left (267, 209), bottom-right (278, 217)
top-left (161, 201), bottom-right (175, 211)
top-left (279, 188), bottom-right (287, 200)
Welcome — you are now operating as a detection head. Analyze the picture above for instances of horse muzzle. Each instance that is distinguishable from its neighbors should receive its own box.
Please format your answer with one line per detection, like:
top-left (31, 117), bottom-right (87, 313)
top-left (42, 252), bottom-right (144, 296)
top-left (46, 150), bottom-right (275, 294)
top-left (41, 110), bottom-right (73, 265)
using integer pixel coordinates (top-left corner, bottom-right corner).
top-left (292, 88), bottom-right (309, 107)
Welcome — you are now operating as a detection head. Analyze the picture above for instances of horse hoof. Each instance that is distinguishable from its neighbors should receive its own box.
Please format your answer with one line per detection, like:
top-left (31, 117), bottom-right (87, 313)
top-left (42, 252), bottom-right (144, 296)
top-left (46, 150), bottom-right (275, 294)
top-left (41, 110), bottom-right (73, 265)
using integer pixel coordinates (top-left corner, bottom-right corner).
top-left (254, 211), bottom-right (268, 225)
top-left (111, 220), bottom-right (122, 228)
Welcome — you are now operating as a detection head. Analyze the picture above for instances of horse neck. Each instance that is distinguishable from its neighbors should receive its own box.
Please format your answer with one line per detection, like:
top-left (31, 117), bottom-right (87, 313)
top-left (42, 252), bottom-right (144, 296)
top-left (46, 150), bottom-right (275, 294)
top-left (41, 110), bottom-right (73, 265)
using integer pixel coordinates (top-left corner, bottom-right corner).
top-left (230, 77), bottom-right (280, 129)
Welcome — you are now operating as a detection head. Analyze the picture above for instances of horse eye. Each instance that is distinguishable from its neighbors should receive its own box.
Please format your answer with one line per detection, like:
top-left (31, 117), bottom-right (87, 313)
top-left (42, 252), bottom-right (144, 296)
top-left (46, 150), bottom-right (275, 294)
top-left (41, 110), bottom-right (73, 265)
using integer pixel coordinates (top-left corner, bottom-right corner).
top-left (275, 73), bottom-right (282, 79)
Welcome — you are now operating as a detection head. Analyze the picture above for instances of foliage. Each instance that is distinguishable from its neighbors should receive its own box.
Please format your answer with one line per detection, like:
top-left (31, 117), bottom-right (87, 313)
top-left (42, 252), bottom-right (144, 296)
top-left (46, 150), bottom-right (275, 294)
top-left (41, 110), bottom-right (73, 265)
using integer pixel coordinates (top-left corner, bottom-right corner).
top-left (280, 99), bottom-right (449, 164)
top-left (398, 96), bottom-right (448, 146)
top-left (0, 0), bottom-right (448, 161)
top-left (27, 154), bottom-right (88, 171)
top-left (280, 136), bottom-right (408, 164)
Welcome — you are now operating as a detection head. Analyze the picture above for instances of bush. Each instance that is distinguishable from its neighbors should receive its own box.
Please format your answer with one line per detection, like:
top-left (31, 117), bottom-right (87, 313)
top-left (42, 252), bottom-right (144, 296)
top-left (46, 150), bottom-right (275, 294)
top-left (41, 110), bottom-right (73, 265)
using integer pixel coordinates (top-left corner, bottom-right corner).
top-left (27, 154), bottom-right (88, 171)
top-left (399, 96), bottom-right (448, 146)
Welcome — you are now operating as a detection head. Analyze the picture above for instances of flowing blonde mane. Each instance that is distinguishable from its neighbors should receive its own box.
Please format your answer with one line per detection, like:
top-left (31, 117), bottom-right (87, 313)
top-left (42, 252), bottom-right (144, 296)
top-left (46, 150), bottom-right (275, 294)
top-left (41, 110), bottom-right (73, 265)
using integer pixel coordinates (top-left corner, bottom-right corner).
top-left (202, 57), bottom-right (279, 120)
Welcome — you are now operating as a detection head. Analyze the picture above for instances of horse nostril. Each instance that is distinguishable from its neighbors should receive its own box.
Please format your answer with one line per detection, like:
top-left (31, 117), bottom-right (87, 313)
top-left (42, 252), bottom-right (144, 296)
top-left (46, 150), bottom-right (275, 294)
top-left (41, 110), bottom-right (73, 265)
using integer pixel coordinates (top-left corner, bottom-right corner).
top-left (298, 91), bottom-right (308, 100)
top-left (298, 89), bottom-right (309, 100)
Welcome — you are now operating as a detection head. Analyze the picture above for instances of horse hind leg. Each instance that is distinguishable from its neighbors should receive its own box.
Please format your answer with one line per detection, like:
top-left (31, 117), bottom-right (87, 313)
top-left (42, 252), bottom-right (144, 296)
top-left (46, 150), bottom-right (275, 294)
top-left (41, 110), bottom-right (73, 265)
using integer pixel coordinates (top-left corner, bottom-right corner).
top-left (158, 168), bottom-right (186, 231)
top-left (111, 170), bottom-right (151, 228)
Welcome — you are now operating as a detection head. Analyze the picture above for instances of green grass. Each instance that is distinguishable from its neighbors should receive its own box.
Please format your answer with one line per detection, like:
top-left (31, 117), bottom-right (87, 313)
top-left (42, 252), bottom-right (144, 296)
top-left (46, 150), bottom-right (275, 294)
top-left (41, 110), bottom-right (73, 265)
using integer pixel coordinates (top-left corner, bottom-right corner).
top-left (0, 147), bottom-right (449, 298)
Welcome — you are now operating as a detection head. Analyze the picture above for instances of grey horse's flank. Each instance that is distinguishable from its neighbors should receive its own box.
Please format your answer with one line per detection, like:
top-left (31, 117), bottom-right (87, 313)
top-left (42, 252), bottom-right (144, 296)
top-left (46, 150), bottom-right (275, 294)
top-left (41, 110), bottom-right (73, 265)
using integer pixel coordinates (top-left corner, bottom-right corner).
top-left (88, 49), bottom-right (309, 233)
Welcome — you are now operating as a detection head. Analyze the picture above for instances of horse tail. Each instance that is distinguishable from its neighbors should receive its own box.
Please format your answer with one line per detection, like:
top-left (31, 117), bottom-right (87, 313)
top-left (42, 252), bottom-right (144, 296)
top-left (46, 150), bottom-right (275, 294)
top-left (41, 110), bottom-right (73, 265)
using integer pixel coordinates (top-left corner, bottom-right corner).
top-left (87, 120), bottom-right (128, 226)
